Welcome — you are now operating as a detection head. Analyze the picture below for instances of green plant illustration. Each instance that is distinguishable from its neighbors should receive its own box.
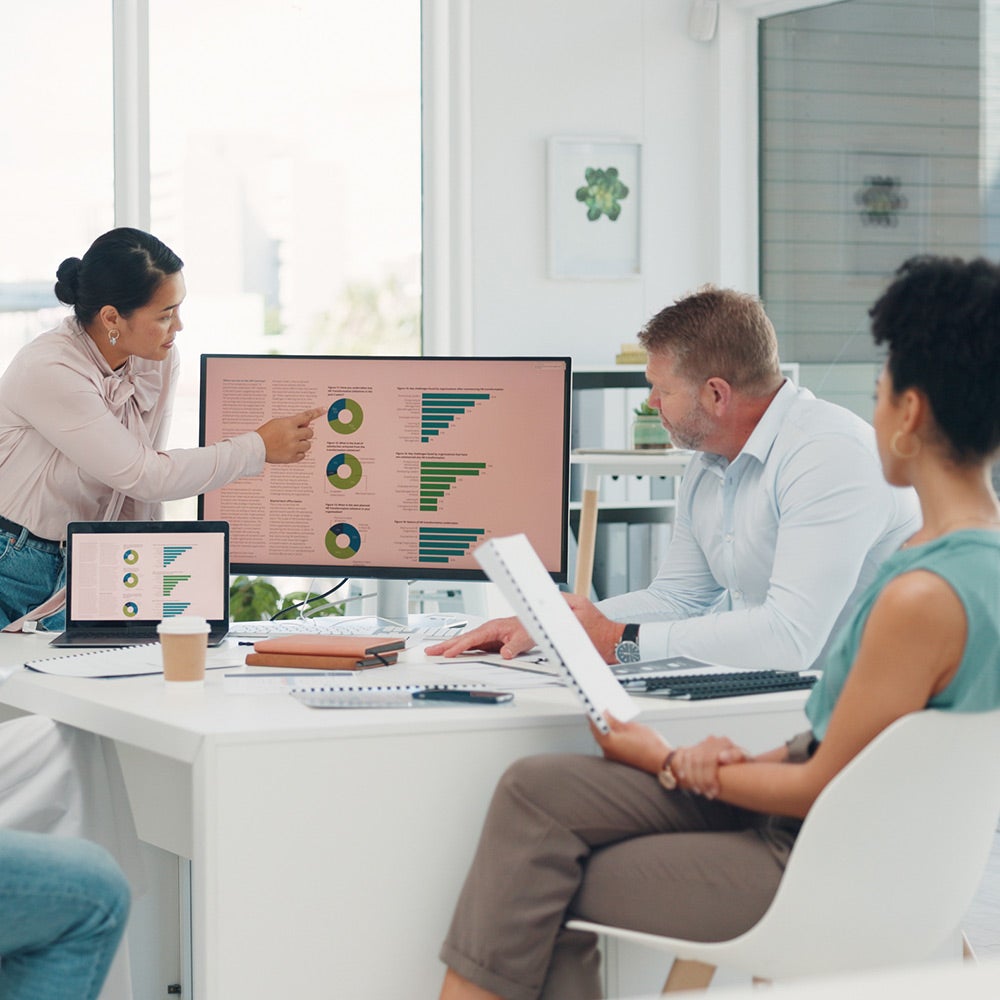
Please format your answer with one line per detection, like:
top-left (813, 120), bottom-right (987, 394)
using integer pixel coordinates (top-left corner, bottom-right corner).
top-left (576, 166), bottom-right (629, 221)
top-left (228, 575), bottom-right (345, 622)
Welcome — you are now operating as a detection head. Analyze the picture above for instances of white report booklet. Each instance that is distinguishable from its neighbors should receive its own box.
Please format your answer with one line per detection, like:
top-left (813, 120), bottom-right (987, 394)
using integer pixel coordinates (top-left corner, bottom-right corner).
top-left (474, 534), bottom-right (639, 732)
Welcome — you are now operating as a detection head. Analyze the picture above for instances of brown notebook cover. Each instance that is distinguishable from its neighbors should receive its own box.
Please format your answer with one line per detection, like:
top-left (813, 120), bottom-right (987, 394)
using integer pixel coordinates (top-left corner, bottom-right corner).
top-left (251, 635), bottom-right (406, 658)
top-left (244, 650), bottom-right (399, 670)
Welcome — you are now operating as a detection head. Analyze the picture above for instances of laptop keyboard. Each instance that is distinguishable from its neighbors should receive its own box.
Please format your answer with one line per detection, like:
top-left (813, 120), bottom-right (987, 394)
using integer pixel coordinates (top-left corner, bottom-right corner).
top-left (228, 617), bottom-right (467, 641)
top-left (618, 669), bottom-right (817, 700)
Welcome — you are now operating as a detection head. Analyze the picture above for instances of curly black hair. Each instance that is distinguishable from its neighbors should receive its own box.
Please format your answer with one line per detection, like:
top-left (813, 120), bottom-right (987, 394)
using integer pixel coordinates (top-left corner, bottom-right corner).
top-left (870, 255), bottom-right (1000, 464)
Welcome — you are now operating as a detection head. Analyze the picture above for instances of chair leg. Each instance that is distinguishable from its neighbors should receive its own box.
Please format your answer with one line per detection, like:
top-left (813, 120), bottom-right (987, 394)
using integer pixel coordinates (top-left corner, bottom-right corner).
top-left (661, 958), bottom-right (716, 993)
top-left (963, 931), bottom-right (977, 962)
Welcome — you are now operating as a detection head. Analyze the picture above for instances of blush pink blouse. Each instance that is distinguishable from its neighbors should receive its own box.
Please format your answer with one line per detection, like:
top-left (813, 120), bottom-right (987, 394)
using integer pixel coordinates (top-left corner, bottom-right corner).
top-left (0, 317), bottom-right (264, 541)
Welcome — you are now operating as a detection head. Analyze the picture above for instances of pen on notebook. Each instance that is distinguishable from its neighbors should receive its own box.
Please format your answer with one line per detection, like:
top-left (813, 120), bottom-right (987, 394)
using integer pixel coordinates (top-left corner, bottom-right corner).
top-left (413, 689), bottom-right (514, 704)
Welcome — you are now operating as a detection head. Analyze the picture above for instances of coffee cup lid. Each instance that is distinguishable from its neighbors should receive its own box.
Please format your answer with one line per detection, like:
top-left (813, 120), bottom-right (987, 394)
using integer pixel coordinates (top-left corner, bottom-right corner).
top-left (157, 616), bottom-right (210, 635)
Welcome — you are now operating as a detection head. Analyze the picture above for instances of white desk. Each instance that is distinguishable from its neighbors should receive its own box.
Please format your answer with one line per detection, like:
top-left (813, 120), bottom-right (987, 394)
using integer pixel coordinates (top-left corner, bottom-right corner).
top-left (571, 450), bottom-right (692, 596)
top-left (0, 633), bottom-right (808, 999)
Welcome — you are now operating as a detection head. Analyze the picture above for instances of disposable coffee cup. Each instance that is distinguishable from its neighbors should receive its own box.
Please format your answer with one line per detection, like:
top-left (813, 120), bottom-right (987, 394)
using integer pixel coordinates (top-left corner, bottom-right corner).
top-left (157, 616), bottom-right (210, 684)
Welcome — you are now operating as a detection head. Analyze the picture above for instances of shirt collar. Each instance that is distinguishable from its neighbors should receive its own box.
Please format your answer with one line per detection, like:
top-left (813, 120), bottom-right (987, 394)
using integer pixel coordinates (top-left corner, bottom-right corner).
top-left (738, 378), bottom-right (800, 464)
top-left (694, 378), bottom-right (802, 475)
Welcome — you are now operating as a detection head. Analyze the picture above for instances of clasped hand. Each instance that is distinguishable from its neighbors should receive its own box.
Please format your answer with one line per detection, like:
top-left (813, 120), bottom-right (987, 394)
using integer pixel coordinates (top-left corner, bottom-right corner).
top-left (591, 714), bottom-right (749, 799)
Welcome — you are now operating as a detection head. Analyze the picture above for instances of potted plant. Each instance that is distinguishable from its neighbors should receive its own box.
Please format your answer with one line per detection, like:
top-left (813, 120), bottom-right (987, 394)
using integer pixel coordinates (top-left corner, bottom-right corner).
top-left (631, 401), bottom-right (671, 450)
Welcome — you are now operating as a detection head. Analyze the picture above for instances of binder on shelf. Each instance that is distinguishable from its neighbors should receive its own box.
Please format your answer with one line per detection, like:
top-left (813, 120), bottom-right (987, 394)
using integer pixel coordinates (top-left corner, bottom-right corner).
top-left (474, 533), bottom-right (638, 733)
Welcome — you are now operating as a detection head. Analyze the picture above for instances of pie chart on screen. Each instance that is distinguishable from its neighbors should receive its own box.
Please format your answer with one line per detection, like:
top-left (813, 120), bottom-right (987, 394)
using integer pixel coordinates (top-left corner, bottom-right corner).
top-left (122, 602), bottom-right (138, 618)
top-left (325, 523), bottom-right (361, 559)
top-left (326, 453), bottom-right (362, 489)
top-left (328, 398), bottom-right (363, 434)
top-left (123, 572), bottom-right (139, 588)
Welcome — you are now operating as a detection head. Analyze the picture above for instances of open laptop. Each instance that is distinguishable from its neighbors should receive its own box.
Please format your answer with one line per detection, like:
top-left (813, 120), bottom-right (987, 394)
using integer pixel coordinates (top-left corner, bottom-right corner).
top-left (49, 520), bottom-right (230, 647)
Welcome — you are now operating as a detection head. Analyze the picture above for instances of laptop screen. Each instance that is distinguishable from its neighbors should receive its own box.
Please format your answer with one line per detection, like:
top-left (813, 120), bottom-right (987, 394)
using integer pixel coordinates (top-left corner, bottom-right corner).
top-left (65, 521), bottom-right (229, 629)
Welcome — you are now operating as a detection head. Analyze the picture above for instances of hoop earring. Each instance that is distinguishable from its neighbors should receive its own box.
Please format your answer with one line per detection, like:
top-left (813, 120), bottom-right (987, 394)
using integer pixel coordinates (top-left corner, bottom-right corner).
top-left (107, 329), bottom-right (119, 347)
top-left (890, 430), bottom-right (921, 459)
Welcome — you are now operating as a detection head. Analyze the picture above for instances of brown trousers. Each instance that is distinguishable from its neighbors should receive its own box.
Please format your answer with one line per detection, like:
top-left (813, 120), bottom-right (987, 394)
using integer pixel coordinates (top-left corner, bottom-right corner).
top-left (440, 753), bottom-right (801, 1000)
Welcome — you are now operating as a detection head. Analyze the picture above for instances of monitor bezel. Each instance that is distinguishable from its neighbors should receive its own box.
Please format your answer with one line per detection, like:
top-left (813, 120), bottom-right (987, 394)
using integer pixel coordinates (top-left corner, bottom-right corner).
top-left (198, 353), bottom-right (572, 584)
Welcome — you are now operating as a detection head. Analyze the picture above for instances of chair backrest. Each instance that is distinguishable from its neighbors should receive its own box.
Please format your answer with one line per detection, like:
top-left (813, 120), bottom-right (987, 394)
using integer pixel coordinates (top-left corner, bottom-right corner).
top-left (731, 708), bottom-right (1000, 980)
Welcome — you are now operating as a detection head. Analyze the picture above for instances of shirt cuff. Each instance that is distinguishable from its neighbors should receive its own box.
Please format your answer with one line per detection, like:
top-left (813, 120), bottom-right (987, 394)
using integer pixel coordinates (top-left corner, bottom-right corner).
top-left (637, 620), bottom-right (672, 661)
top-left (240, 430), bottom-right (267, 475)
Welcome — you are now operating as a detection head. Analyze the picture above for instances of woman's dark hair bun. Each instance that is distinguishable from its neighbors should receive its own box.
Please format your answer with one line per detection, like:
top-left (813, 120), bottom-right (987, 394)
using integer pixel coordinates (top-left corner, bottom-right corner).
top-left (54, 257), bottom-right (83, 306)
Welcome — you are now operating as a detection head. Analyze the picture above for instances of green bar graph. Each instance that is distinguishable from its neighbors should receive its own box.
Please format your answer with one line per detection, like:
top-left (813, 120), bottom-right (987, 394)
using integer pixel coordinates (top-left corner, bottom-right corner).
top-left (418, 527), bottom-right (485, 563)
top-left (163, 574), bottom-right (191, 597)
top-left (419, 462), bottom-right (486, 511)
top-left (421, 392), bottom-right (491, 442)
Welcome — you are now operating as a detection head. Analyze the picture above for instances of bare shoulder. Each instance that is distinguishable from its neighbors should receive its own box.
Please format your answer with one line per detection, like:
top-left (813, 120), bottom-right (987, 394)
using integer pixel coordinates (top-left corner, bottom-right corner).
top-left (871, 568), bottom-right (965, 626)
top-left (861, 568), bottom-right (967, 692)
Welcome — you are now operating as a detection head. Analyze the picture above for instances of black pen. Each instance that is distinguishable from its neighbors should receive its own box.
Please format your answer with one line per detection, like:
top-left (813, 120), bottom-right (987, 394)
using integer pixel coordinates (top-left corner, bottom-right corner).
top-left (413, 689), bottom-right (514, 704)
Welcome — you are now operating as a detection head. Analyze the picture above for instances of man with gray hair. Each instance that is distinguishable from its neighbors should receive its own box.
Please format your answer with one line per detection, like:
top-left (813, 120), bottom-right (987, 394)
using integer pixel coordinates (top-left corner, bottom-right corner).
top-left (428, 286), bottom-right (920, 671)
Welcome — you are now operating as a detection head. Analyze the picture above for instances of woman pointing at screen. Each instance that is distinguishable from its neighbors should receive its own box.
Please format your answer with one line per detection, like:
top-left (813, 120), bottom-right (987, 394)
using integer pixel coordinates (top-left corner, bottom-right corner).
top-left (0, 227), bottom-right (323, 631)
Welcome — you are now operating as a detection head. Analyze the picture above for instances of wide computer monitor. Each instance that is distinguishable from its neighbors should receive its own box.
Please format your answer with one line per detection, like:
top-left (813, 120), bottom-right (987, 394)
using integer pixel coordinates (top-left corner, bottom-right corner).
top-left (198, 354), bottom-right (571, 606)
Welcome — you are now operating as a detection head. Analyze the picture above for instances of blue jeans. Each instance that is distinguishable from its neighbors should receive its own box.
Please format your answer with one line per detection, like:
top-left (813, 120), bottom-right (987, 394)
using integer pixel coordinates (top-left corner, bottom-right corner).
top-left (0, 527), bottom-right (65, 632)
top-left (0, 831), bottom-right (130, 1000)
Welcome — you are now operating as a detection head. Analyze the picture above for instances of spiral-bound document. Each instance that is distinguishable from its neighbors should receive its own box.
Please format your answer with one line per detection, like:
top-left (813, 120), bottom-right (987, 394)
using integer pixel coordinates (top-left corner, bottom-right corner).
top-left (25, 643), bottom-right (163, 678)
top-left (475, 534), bottom-right (638, 733)
top-left (289, 683), bottom-right (491, 709)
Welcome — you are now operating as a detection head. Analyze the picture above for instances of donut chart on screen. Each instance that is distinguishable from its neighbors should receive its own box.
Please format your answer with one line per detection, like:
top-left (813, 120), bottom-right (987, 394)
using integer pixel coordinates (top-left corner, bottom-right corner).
top-left (325, 523), bottom-right (361, 559)
top-left (122, 572), bottom-right (139, 588)
top-left (326, 453), bottom-right (363, 489)
top-left (123, 549), bottom-right (139, 565)
top-left (122, 602), bottom-right (138, 618)
top-left (328, 398), bottom-right (364, 434)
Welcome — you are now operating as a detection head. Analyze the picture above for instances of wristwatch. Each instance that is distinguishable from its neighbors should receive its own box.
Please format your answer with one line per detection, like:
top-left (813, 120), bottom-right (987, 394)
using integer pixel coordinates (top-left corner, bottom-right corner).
top-left (658, 749), bottom-right (678, 791)
top-left (614, 623), bottom-right (641, 664)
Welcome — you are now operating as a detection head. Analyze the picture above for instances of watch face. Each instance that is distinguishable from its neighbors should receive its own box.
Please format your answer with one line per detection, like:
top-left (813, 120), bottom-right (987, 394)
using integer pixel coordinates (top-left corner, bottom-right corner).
top-left (616, 640), bottom-right (641, 664)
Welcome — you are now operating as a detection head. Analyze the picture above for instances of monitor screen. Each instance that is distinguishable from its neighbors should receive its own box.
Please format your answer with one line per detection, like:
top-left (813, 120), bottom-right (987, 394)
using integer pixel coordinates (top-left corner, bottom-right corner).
top-left (198, 354), bottom-right (571, 582)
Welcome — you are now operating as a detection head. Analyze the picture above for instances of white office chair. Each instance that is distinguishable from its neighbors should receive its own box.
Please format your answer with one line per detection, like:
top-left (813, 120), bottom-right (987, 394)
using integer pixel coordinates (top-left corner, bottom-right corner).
top-left (567, 708), bottom-right (1000, 993)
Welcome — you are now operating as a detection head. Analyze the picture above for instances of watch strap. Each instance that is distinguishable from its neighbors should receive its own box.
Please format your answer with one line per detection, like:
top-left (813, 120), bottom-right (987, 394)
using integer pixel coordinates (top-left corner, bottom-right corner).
top-left (621, 623), bottom-right (640, 644)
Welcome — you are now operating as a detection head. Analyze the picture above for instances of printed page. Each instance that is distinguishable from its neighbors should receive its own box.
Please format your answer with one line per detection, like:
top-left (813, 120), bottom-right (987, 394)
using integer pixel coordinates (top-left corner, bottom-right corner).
top-left (476, 534), bottom-right (638, 726)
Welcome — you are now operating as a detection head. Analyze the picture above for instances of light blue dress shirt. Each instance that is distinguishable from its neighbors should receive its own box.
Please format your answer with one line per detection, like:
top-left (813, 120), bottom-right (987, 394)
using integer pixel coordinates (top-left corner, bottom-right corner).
top-left (596, 381), bottom-right (921, 670)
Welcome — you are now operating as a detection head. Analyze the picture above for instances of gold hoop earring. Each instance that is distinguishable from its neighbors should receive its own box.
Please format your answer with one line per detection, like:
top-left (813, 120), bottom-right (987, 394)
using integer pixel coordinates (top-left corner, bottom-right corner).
top-left (890, 430), bottom-right (921, 459)
top-left (107, 329), bottom-right (119, 346)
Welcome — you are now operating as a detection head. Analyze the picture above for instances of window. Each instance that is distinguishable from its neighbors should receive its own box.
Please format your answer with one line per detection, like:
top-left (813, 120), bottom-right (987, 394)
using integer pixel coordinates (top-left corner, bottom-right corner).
top-left (147, 1), bottom-right (422, 512)
top-left (759, 0), bottom-right (990, 414)
top-left (0, 2), bottom-right (113, 358)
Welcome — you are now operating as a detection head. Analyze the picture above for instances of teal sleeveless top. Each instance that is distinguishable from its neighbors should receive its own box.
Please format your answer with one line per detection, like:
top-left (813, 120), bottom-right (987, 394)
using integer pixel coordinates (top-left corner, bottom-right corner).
top-left (806, 530), bottom-right (1000, 739)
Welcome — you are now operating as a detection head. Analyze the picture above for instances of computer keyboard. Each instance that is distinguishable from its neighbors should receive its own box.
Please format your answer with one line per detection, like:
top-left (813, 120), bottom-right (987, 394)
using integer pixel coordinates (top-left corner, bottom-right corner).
top-left (619, 669), bottom-right (817, 700)
top-left (228, 616), bottom-right (468, 641)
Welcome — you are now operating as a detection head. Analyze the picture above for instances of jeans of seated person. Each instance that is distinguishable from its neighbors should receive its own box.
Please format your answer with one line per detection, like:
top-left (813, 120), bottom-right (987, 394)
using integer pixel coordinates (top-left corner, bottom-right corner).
top-left (0, 527), bottom-right (66, 632)
top-left (0, 830), bottom-right (130, 1000)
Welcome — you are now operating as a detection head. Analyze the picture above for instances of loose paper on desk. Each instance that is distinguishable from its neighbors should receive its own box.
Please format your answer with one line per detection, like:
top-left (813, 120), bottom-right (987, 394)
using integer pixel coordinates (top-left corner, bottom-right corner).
top-left (474, 534), bottom-right (638, 732)
top-left (24, 644), bottom-right (243, 679)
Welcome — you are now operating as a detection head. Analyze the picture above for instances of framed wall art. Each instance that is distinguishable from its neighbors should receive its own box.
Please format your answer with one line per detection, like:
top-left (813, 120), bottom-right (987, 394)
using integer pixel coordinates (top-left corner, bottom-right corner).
top-left (547, 137), bottom-right (641, 279)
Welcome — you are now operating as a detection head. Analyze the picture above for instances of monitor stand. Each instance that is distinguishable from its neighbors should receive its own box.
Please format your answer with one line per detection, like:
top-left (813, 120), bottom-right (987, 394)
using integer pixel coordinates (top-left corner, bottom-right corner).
top-left (375, 579), bottom-right (409, 624)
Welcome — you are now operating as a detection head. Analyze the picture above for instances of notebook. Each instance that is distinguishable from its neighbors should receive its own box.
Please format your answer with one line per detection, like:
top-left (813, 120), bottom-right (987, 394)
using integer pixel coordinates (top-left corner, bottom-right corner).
top-left (49, 520), bottom-right (230, 647)
top-left (474, 533), bottom-right (638, 733)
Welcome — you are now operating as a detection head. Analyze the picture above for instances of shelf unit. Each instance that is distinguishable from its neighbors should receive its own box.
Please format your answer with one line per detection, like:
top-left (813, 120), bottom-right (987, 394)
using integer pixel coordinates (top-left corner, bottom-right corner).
top-left (569, 366), bottom-right (680, 599)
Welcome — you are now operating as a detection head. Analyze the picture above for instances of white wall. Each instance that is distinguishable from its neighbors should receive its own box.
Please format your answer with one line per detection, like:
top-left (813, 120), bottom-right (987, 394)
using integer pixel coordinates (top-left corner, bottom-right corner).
top-left (463, 0), bottom-right (725, 362)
